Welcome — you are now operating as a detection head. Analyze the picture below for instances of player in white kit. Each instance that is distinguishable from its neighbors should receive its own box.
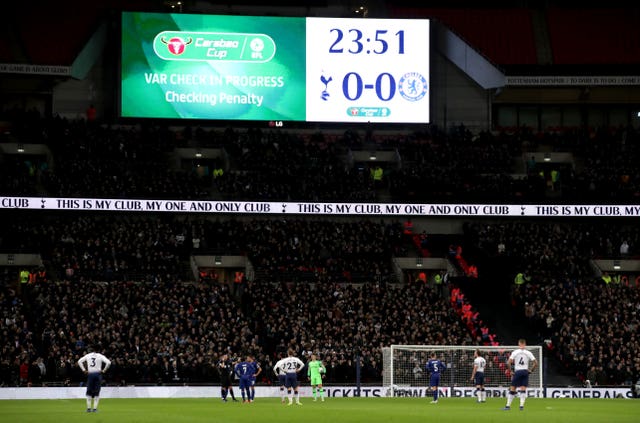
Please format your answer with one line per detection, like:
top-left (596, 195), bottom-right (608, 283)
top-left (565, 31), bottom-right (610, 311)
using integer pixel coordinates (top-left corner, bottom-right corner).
top-left (471, 349), bottom-right (487, 403)
top-left (503, 339), bottom-right (537, 411)
top-left (278, 349), bottom-right (304, 405)
top-left (77, 346), bottom-right (111, 413)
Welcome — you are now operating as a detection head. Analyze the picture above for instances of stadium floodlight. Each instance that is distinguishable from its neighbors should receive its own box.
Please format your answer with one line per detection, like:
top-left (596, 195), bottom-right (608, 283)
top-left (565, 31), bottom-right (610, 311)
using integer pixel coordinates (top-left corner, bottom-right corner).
top-left (383, 344), bottom-right (543, 397)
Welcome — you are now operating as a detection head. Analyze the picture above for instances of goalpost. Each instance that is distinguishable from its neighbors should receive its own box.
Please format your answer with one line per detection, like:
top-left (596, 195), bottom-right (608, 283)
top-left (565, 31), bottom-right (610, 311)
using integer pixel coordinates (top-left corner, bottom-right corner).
top-left (383, 345), bottom-right (543, 398)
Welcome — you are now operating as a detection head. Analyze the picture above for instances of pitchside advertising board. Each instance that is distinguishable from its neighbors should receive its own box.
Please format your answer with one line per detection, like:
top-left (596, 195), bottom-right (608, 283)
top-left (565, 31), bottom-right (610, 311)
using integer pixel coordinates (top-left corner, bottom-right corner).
top-left (121, 12), bottom-right (430, 123)
top-left (0, 386), bottom-right (633, 400)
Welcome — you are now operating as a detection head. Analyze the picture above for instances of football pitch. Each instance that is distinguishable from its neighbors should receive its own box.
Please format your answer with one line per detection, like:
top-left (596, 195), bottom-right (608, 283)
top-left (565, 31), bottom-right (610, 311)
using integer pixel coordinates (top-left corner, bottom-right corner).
top-left (0, 397), bottom-right (638, 423)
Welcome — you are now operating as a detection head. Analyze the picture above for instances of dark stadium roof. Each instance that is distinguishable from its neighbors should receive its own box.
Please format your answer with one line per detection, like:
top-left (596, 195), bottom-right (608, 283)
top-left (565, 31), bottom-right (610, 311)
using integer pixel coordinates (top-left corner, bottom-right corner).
top-left (3, 0), bottom-right (639, 68)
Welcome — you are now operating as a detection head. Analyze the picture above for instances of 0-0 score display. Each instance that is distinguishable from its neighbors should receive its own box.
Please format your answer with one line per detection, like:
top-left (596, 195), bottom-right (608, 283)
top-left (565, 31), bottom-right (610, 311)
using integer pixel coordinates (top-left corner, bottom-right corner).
top-left (306, 18), bottom-right (430, 123)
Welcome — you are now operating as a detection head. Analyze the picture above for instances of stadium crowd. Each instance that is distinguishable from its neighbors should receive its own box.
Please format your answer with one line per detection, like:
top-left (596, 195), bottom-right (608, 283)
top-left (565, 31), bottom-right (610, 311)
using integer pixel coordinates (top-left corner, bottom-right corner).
top-left (0, 278), bottom-right (480, 387)
top-left (3, 110), bottom-right (638, 204)
top-left (466, 221), bottom-right (640, 385)
top-left (517, 279), bottom-right (640, 387)
top-left (0, 215), bottom-right (407, 284)
top-left (213, 129), bottom-right (377, 202)
top-left (2, 111), bottom-right (640, 390)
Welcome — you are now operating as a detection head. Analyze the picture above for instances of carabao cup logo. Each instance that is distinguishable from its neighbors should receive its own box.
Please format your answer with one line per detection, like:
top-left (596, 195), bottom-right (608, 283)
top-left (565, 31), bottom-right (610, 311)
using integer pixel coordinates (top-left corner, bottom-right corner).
top-left (161, 36), bottom-right (193, 55)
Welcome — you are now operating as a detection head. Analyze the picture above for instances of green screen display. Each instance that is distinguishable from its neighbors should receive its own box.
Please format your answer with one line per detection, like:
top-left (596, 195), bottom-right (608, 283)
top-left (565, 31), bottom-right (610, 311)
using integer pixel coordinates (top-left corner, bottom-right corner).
top-left (121, 12), bottom-right (306, 121)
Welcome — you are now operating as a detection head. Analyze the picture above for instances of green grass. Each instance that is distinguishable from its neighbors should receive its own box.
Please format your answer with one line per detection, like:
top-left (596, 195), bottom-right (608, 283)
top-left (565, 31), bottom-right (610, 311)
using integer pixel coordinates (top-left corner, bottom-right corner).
top-left (0, 397), bottom-right (638, 423)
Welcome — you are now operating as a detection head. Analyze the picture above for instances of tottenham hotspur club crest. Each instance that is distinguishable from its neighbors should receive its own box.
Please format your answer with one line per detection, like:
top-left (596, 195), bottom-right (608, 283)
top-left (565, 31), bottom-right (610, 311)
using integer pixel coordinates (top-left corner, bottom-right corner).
top-left (398, 72), bottom-right (427, 102)
top-left (320, 73), bottom-right (333, 101)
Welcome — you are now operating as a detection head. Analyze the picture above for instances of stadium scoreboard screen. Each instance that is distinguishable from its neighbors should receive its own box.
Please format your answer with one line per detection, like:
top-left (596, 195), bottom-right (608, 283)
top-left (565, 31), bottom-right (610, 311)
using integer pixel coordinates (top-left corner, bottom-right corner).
top-left (121, 12), bottom-right (430, 123)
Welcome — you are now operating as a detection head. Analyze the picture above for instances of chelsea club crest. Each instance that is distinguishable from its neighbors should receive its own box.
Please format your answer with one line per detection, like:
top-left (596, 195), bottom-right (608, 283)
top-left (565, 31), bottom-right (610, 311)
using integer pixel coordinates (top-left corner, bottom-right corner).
top-left (398, 72), bottom-right (427, 102)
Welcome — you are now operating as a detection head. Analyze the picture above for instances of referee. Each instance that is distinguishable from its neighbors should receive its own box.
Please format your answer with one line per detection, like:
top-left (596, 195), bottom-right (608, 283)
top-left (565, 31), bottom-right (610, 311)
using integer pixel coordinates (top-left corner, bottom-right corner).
top-left (218, 354), bottom-right (238, 402)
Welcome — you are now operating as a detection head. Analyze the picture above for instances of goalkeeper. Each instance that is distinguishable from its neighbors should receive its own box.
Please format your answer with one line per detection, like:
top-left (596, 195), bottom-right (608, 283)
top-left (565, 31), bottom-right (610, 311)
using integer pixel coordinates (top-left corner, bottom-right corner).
top-left (307, 353), bottom-right (326, 402)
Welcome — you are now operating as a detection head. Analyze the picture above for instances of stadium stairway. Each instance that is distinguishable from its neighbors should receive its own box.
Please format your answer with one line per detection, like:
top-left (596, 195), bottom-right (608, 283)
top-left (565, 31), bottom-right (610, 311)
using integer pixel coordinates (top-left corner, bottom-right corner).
top-left (456, 252), bottom-right (580, 387)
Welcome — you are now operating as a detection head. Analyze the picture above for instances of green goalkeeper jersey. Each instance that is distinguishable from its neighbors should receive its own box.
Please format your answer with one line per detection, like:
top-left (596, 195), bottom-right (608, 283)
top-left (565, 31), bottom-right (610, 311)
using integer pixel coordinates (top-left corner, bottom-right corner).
top-left (307, 360), bottom-right (326, 378)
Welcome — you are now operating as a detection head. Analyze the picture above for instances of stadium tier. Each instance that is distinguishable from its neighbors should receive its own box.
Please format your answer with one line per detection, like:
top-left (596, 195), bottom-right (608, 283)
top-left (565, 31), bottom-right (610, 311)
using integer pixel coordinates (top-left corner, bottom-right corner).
top-left (1, 1), bottom-right (640, 396)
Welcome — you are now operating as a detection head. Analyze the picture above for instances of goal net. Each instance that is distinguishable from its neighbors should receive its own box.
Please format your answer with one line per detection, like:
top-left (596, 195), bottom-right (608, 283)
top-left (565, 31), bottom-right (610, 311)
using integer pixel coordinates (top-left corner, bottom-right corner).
top-left (382, 345), bottom-right (543, 398)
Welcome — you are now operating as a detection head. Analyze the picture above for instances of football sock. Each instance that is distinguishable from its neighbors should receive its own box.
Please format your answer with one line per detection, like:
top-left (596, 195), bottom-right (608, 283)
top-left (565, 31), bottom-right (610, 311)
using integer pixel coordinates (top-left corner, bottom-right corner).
top-left (312, 388), bottom-right (316, 399)
top-left (319, 387), bottom-right (324, 398)
top-left (506, 390), bottom-right (516, 407)
top-left (93, 397), bottom-right (99, 410)
top-left (433, 388), bottom-right (438, 401)
top-left (222, 388), bottom-right (227, 400)
top-left (86, 396), bottom-right (92, 410)
top-left (229, 388), bottom-right (236, 400)
top-left (280, 387), bottom-right (285, 401)
top-left (519, 391), bottom-right (526, 407)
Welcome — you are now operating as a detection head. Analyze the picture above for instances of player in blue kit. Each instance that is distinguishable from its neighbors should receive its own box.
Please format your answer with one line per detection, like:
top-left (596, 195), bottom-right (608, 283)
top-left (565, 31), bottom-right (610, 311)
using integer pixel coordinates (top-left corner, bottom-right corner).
top-left (249, 355), bottom-right (262, 402)
top-left (426, 352), bottom-right (445, 403)
top-left (235, 356), bottom-right (255, 403)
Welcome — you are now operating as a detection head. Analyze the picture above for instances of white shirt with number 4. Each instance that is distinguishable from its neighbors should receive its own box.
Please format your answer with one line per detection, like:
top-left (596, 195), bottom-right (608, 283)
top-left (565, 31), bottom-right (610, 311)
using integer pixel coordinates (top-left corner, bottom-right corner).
top-left (509, 349), bottom-right (536, 371)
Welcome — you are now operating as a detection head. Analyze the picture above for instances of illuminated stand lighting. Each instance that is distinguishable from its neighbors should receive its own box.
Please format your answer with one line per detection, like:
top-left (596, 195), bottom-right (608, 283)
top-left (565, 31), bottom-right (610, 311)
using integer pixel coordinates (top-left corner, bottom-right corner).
top-left (214, 256), bottom-right (222, 265)
top-left (543, 152), bottom-right (551, 162)
top-left (416, 258), bottom-right (423, 268)
top-left (354, 5), bottom-right (369, 18)
top-left (369, 151), bottom-right (377, 160)
top-left (165, 1), bottom-right (183, 13)
top-left (613, 260), bottom-right (621, 270)
top-left (17, 144), bottom-right (25, 153)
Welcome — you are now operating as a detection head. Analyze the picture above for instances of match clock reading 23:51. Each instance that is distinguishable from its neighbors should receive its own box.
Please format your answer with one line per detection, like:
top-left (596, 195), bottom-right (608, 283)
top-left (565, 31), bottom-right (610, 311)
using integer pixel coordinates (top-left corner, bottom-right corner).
top-left (306, 18), bottom-right (430, 124)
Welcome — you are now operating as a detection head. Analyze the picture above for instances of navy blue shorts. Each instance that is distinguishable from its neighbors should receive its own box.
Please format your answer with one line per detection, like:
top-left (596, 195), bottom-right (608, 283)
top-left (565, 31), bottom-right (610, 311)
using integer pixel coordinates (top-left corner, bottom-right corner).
top-left (511, 369), bottom-right (529, 388)
top-left (86, 373), bottom-right (102, 397)
top-left (285, 373), bottom-right (298, 388)
top-left (429, 373), bottom-right (440, 387)
top-left (278, 374), bottom-right (286, 386)
top-left (239, 376), bottom-right (252, 390)
top-left (474, 372), bottom-right (485, 386)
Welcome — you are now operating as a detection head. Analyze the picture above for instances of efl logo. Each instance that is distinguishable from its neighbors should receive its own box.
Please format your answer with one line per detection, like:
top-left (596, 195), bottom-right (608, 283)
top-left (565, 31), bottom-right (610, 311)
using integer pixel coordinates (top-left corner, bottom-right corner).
top-left (160, 37), bottom-right (193, 55)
